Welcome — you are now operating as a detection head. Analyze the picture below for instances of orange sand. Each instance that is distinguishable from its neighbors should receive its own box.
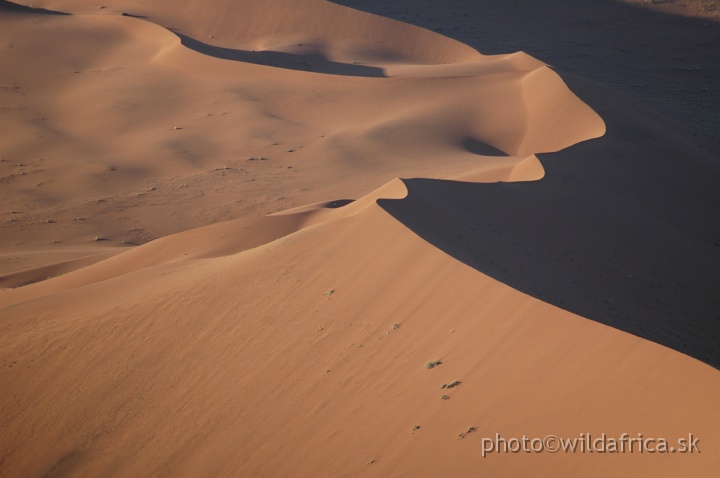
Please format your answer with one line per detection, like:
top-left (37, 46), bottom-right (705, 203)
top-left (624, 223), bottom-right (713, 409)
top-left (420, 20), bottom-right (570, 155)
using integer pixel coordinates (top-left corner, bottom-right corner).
top-left (1, 1), bottom-right (718, 476)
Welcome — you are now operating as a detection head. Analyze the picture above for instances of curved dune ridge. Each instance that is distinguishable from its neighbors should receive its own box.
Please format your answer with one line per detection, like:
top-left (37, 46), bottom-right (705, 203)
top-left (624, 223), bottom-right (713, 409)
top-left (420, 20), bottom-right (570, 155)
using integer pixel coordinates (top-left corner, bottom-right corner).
top-left (1, 1), bottom-right (719, 477)
top-left (36, 0), bottom-right (482, 65)
top-left (0, 0), bottom-right (604, 277)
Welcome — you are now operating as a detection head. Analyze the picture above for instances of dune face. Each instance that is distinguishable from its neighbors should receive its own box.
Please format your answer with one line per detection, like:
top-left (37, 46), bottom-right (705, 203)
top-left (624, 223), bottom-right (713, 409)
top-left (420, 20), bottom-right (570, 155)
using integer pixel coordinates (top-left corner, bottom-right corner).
top-left (334, 0), bottom-right (720, 142)
top-left (1, 1), bottom-right (719, 477)
top-left (377, 75), bottom-right (720, 368)
top-left (0, 0), bottom-right (602, 280)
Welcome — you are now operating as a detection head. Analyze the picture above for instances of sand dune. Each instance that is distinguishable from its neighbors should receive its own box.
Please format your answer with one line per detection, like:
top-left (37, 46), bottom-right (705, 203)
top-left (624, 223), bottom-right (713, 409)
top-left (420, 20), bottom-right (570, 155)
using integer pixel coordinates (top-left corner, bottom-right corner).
top-left (3, 192), bottom-right (720, 477)
top-left (1, 0), bottom-right (719, 476)
top-left (334, 0), bottom-right (720, 141)
top-left (0, 0), bottom-right (602, 277)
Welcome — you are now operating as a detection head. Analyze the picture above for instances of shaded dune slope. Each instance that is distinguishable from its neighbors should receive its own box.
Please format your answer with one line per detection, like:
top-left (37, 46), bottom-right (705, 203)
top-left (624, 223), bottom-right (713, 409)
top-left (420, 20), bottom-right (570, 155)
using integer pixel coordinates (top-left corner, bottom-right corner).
top-left (332, 0), bottom-right (720, 140)
top-left (174, 32), bottom-right (386, 77)
top-left (0, 0), bottom-right (65, 14)
top-left (376, 75), bottom-right (720, 369)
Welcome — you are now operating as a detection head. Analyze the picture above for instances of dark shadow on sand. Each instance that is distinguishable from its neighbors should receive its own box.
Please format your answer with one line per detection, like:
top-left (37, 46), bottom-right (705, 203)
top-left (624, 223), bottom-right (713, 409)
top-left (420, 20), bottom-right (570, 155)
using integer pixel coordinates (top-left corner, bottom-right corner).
top-left (462, 137), bottom-right (507, 157)
top-left (378, 73), bottom-right (720, 367)
top-left (332, 0), bottom-right (720, 139)
top-left (175, 33), bottom-right (385, 77)
top-left (120, 12), bottom-right (149, 19)
top-left (326, 199), bottom-right (355, 208)
top-left (0, 0), bottom-right (68, 14)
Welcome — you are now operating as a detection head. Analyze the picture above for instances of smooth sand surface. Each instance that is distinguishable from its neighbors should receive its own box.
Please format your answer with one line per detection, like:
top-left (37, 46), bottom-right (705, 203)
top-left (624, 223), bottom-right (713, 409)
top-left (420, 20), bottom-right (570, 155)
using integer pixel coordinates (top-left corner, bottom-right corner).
top-left (1, 1), bottom-right (719, 476)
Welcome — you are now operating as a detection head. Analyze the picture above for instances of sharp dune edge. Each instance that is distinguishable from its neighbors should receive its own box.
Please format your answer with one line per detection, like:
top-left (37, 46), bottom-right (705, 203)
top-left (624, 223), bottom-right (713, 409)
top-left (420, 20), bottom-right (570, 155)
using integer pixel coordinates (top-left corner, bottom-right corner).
top-left (0, 1), bottom-right (718, 477)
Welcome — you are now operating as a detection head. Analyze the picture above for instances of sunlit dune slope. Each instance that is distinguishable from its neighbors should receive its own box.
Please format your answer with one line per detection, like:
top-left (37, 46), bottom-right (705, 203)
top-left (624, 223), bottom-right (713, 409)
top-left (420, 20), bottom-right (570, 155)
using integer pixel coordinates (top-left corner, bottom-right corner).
top-left (2, 179), bottom-right (720, 477)
top-left (0, 0), bottom-right (602, 276)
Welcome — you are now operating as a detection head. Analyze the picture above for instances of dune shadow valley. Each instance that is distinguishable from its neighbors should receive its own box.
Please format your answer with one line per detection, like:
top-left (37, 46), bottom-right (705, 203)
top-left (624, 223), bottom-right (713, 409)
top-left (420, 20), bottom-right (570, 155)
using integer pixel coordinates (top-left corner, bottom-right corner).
top-left (1, 0), bottom-right (719, 476)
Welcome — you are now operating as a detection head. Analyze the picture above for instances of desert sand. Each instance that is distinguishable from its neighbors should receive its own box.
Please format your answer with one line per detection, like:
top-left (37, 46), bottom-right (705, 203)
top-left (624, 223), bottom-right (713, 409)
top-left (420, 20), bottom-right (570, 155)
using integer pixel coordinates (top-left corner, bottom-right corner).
top-left (1, 0), bottom-right (719, 476)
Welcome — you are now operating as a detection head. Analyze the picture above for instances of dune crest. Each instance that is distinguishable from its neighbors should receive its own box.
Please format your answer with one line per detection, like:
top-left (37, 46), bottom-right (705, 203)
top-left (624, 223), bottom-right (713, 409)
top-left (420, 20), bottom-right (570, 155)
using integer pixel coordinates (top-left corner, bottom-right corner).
top-left (1, 0), bottom-right (603, 278)
top-left (2, 182), bottom-right (719, 477)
